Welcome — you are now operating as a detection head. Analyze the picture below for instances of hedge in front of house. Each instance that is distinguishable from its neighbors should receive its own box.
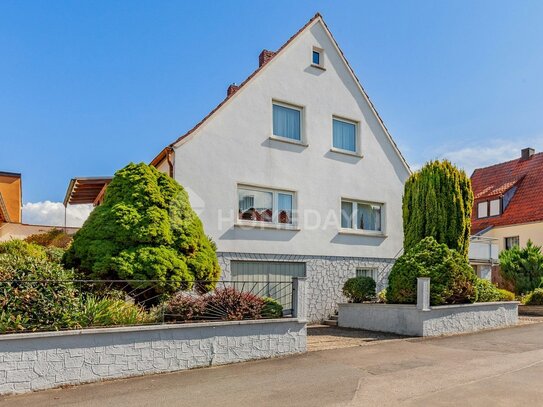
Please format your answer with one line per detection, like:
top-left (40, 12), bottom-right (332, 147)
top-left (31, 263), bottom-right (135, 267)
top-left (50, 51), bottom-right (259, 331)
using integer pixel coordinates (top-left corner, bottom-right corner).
top-left (386, 237), bottom-right (477, 305)
top-left (342, 276), bottom-right (376, 303)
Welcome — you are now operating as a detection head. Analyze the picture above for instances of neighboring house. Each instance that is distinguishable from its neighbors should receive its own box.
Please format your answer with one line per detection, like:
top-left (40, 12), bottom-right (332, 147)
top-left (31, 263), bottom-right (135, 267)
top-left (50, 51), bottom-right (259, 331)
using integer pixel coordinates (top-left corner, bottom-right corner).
top-left (471, 148), bottom-right (543, 281)
top-left (65, 14), bottom-right (411, 321)
top-left (0, 171), bottom-right (79, 242)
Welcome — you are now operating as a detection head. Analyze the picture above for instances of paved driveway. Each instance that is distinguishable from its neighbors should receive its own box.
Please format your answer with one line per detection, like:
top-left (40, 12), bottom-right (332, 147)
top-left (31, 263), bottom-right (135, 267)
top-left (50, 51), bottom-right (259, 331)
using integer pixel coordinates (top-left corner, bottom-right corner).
top-left (3, 323), bottom-right (543, 406)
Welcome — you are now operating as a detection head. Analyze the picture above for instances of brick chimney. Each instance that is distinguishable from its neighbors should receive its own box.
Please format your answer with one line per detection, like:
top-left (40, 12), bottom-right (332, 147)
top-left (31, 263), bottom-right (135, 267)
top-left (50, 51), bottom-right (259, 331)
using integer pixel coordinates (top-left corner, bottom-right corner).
top-left (521, 147), bottom-right (535, 160)
top-left (227, 84), bottom-right (239, 97)
top-left (258, 49), bottom-right (276, 67)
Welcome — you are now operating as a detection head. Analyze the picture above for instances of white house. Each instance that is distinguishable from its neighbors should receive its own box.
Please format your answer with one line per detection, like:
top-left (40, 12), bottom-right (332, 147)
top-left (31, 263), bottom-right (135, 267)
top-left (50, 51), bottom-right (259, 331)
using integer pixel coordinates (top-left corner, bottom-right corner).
top-left (149, 14), bottom-right (411, 321)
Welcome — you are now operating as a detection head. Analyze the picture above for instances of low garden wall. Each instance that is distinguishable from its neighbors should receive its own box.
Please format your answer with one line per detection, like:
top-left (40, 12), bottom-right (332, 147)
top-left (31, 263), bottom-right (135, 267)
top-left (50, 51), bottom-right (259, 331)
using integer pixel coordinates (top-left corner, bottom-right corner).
top-left (338, 302), bottom-right (518, 336)
top-left (0, 318), bottom-right (307, 395)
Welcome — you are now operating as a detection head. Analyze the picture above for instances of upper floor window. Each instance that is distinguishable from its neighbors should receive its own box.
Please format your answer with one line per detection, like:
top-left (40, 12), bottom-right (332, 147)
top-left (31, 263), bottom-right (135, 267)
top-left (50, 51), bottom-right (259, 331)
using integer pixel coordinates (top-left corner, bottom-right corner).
top-left (333, 118), bottom-right (357, 152)
top-left (477, 202), bottom-right (488, 218)
top-left (477, 198), bottom-right (501, 218)
top-left (238, 186), bottom-right (294, 225)
top-left (504, 236), bottom-right (519, 250)
top-left (272, 102), bottom-right (302, 141)
top-left (341, 199), bottom-right (382, 232)
top-left (312, 46), bottom-right (324, 69)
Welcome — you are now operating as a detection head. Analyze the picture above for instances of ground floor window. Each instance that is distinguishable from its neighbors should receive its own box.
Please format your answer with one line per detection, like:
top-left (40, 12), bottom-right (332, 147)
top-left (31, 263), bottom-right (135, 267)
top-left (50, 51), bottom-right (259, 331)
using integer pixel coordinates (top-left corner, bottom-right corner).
top-left (238, 186), bottom-right (294, 225)
top-left (341, 199), bottom-right (383, 232)
top-left (356, 267), bottom-right (378, 281)
top-left (504, 236), bottom-right (520, 250)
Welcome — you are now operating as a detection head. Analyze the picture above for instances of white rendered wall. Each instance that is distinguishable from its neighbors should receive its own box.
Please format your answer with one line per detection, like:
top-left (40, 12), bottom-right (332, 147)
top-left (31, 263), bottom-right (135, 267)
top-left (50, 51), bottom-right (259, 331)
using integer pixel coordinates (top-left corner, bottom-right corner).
top-left (173, 21), bottom-right (409, 259)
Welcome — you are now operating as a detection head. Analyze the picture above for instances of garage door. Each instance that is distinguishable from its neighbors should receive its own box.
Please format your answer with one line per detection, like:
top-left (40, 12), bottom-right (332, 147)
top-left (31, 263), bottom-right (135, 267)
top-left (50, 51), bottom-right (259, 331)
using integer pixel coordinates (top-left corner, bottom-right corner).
top-left (230, 261), bottom-right (306, 312)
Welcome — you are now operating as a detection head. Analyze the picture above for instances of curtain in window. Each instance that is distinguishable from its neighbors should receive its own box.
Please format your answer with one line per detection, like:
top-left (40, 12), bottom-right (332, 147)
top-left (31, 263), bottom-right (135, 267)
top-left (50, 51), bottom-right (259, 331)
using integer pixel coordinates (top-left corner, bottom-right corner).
top-left (333, 119), bottom-right (356, 152)
top-left (341, 201), bottom-right (353, 228)
top-left (357, 203), bottom-right (381, 231)
top-left (273, 104), bottom-right (301, 141)
top-left (278, 193), bottom-right (293, 224)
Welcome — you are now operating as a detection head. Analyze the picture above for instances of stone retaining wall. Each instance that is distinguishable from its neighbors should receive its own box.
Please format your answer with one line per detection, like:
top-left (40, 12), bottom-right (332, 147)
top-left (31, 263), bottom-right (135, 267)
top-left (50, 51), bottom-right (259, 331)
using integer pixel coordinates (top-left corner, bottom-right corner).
top-left (338, 302), bottom-right (519, 336)
top-left (0, 319), bottom-right (306, 395)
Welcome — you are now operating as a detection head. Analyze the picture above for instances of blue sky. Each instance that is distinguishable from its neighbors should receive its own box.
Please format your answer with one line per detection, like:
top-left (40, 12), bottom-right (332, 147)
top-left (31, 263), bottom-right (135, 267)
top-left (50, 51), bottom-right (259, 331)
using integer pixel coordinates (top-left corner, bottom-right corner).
top-left (1, 1), bottom-right (543, 224)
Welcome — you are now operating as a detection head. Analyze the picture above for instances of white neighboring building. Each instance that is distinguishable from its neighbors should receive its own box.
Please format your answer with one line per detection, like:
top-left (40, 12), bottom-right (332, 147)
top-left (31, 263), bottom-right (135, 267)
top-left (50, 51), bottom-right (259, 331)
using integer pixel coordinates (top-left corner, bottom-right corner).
top-left (149, 13), bottom-right (411, 322)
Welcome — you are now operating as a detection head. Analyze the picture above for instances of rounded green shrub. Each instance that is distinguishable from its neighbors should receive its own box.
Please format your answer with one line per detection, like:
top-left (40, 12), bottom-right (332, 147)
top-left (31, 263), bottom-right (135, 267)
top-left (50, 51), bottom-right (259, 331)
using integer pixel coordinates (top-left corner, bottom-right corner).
top-left (342, 276), bottom-right (376, 303)
top-left (475, 278), bottom-right (502, 302)
top-left (64, 163), bottom-right (221, 297)
top-left (524, 288), bottom-right (543, 305)
top-left (261, 297), bottom-right (283, 318)
top-left (497, 289), bottom-right (515, 301)
top-left (386, 237), bottom-right (477, 305)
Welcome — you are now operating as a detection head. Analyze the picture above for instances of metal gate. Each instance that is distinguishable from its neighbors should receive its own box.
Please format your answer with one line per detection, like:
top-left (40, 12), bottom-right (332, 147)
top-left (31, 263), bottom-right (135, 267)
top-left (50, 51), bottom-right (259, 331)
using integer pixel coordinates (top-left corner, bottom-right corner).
top-left (230, 261), bottom-right (306, 312)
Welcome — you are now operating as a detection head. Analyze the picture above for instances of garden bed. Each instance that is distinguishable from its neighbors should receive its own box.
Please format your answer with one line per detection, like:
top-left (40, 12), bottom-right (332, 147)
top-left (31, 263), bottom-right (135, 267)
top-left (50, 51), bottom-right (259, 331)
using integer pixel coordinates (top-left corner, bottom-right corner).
top-left (338, 301), bottom-right (519, 337)
top-left (518, 305), bottom-right (543, 317)
top-left (0, 318), bottom-right (307, 395)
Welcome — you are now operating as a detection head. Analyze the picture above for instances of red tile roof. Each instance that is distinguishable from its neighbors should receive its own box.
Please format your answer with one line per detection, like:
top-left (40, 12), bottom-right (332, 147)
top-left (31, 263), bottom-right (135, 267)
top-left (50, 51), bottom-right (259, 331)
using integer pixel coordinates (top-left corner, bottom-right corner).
top-left (471, 152), bottom-right (543, 233)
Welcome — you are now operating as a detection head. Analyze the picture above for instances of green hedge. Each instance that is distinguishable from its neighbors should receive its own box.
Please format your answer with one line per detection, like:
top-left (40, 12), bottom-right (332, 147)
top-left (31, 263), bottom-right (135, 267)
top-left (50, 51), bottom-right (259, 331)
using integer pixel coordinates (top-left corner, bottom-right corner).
top-left (342, 276), bottom-right (376, 303)
top-left (386, 237), bottom-right (477, 305)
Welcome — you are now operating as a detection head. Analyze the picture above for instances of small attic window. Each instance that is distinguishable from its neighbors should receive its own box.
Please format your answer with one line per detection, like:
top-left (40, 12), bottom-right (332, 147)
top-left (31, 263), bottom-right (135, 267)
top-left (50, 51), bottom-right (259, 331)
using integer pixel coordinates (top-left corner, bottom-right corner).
top-left (312, 47), bottom-right (324, 69)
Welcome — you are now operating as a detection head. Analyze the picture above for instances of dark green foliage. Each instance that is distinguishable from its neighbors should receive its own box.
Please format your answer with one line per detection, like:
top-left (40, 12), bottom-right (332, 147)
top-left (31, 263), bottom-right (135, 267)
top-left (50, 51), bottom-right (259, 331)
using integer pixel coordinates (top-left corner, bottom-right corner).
top-left (403, 160), bottom-right (473, 258)
top-left (64, 163), bottom-right (221, 295)
top-left (0, 241), bottom-right (80, 332)
top-left (499, 240), bottom-right (543, 294)
top-left (261, 297), bottom-right (283, 318)
top-left (386, 237), bottom-right (477, 305)
top-left (342, 276), bottom-right (376, 302)
top-left (523, 288), bottom-right (543, 305)
top-left (475, 278), bottom-right (504, 302)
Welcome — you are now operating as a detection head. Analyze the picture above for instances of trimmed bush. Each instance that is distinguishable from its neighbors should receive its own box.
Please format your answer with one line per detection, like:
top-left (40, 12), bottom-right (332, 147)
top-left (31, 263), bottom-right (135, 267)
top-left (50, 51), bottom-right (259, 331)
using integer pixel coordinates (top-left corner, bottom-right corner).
top-left (498, 289), bottom-right (515, 301)
top-left (261, 297), bottom-right (283, 318)
top-left (64, 163), bottom-right (221, 297)
top-left (402, 160), bottom-right (473, 258)
top-left (524, 288), bottom-right (543, 305)
top-left (342, 276), bottom-right (376, 302)
top-left (475, 278), bottom-right (502, 302)
top-left (386, 237), bottom-right (477, 305)
top-left (499, 240), bottom-right (543, 294)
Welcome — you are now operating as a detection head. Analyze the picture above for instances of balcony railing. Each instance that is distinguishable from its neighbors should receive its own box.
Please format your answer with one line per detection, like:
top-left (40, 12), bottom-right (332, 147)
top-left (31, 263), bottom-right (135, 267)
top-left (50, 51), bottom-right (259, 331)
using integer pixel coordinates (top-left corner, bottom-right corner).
top-left (469, 236), bottom-right (499, 263)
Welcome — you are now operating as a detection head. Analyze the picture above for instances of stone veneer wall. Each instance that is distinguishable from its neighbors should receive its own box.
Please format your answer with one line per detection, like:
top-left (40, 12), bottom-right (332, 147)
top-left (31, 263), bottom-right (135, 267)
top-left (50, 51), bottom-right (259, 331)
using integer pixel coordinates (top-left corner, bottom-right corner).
top-left (0, 319), bottom-right (306, 395)
top-left (218, 252), bottom-right (395, 323)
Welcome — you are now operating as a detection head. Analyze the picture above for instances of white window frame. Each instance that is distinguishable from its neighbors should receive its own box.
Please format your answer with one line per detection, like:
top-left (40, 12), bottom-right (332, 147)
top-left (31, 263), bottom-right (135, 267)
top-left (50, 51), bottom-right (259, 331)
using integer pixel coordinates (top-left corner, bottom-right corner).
top-left (489, 199), bottom-right (501, 216)
top-left (270, 100), bottom-right (306, 146)
top-left (339, 198), bottom-right (385, 236)
top-left (356, 267), bottom-right (378, 281)
top-left (311, 46), bottom-right (325, 69)
top-left (331, 116), bottom-right (362, 157)
top-left (236, 184), bottom-right (298, 230)
top-left (477, 201), bottom-right (488, 218)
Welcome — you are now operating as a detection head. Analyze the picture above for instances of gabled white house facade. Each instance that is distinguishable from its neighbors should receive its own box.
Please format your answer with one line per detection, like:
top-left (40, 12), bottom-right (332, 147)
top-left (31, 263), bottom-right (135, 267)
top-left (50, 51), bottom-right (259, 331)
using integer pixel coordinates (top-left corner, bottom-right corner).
top-left (152, 14), bottom-right (411, 322)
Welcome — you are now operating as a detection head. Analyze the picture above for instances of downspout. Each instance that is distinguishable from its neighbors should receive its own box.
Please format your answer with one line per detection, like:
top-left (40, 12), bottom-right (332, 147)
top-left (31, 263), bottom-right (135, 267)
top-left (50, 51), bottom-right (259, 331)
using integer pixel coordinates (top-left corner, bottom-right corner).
top-left (166, 147), bottom-right (174, 178)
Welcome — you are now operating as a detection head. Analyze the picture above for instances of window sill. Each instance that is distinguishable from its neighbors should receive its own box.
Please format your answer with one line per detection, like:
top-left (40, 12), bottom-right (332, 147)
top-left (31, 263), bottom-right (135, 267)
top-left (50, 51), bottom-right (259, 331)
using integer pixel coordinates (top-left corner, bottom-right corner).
top-left (338, 228), bottom-right (387, 237)
top-left (269, 135), bottom-right (308, 147)
top-left (235, 220), bottom-right (301, 231)
top-left (330, 148), bottom-right (363, 158)
top-left (311, 64), bottom-right (326, 71)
